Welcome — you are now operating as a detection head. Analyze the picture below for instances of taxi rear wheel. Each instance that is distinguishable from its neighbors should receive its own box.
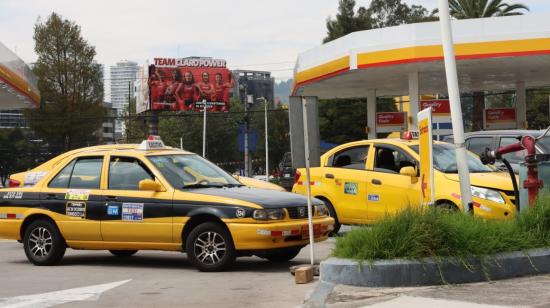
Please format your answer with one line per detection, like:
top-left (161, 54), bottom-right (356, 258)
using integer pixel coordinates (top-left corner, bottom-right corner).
top-left (186, 222), bottom-right (236, 272)
top-left (109, 250), bottom-right (138, 257)
top-left (23, 220), bottom-right (66, 266)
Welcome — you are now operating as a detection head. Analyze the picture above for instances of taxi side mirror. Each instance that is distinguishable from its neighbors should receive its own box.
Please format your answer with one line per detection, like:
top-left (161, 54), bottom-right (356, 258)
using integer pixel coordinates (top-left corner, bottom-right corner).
top-left (400, 166), bottom-right (418, 183)
top-left (139, 179), bottom-right (163, 192)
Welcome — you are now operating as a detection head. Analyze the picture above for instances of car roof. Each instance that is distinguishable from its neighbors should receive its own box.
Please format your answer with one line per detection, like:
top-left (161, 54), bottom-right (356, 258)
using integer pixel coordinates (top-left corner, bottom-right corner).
top-left (464, 130), bottom-right (546, 137)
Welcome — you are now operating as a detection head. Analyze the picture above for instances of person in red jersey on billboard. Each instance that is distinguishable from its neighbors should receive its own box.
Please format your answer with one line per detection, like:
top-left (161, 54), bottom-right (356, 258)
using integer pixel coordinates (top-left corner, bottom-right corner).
top-left (148, 65), bottom-right (165, 109)
top-left (163, 69), bottom-right (182, 110)
top-left (175, 71), bottom-right (198, 111)
top-left (213, 73), bottom-right (235, 112)
top-left (196, 72), bottom-right (215, 107)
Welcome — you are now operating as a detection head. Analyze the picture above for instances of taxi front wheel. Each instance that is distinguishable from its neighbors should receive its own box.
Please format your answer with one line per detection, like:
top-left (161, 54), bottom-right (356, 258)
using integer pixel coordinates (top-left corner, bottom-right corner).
top-left (23, 220), bottom-right (66, 266)
top-left (185, 222), bottom-right (236, 272)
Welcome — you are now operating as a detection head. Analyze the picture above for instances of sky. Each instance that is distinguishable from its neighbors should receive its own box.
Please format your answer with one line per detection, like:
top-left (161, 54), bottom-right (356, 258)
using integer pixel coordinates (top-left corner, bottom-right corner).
top-left (1, 0), bottom-right (549, 82)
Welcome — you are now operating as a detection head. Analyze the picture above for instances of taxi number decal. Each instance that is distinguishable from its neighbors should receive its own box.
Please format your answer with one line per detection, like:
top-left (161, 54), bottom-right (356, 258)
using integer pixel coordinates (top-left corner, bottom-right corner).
top-left (344, 182), bottom-right (358, 195)
top-left (65, 189), bottom-right (90, 201)
top-left (3, 191), bottom-right (23, 199)
top-left (107, 205), bottom-right (119, 216)
top-left (368, 194), bottom-right (380, 202)
top-left (122, 203), bottom-right (144, 221)
top-left (66, 202), bottom-right (86, 218)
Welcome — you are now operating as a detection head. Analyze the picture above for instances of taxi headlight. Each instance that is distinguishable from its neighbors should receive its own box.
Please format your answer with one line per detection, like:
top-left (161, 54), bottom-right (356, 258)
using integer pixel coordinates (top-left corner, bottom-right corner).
top-left (253, 209), bottom-right (285, 220)
top-left (470, 186), bottom-right (505, 204)
top-left (316, 204), bottom-right (329, 216)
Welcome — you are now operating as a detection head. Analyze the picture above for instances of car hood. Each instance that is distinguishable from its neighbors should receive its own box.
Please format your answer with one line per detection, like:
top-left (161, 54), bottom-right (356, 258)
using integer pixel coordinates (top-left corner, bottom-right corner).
top-left (443, 172), bottom-right (515, 191)
top-left (183, 186), bottom-right (322, 209)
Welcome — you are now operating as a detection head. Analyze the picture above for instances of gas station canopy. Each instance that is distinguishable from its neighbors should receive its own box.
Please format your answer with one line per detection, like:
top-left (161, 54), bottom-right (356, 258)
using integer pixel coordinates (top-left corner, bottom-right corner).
top-left (0, 42), bottom-right (40, 110)
top-left (293, 15), bottom-right (550, 98)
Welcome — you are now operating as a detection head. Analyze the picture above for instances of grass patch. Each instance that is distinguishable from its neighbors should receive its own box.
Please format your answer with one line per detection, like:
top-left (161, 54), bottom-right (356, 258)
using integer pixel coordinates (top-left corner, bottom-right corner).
top-left (333, 195), bottom-right (550, 263)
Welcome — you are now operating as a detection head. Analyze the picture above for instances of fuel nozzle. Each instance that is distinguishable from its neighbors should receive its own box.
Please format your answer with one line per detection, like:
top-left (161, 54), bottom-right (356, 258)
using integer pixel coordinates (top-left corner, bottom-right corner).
top-left (479, 147), bottom-right (500, 165)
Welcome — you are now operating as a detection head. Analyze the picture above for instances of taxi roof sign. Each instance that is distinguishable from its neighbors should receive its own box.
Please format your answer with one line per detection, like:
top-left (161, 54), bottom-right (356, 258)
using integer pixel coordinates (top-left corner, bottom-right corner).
top-left (403, 131), bottom-right (419, 140)
top-left (138, 136), bottom-right (166, 150)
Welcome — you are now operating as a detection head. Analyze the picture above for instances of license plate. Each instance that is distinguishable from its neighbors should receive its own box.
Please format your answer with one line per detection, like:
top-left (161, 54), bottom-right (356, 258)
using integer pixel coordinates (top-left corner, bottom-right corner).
top-left (301, 224), bottom-right (321, 240)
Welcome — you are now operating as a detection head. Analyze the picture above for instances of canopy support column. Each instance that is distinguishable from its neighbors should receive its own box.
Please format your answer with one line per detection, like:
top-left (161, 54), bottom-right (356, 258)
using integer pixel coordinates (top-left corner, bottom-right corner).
top-left (367, 90), bottom-right (377, 139)
top-left (516, 81), bottom-right (527, 129)
top-left (408, 72), bottom-right (420, 131)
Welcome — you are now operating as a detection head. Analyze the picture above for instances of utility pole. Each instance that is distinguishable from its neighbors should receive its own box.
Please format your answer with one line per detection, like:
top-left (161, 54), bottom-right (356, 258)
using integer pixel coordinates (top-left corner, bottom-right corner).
top-left (241, 82), bottom-right (250, 177)
top-left (438, 0), bottom-right (473, 212)
top-left (264, 98), bottom-right (269, 182)
top-left (202, 99), bottom-right (207, 157)
top-left (127, 81), bottom-right (131, 143)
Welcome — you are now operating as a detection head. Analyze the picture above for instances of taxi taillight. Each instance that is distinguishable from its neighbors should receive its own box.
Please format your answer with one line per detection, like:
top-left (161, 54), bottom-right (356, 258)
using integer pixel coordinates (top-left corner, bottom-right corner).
top-left (8, 179), bottom-right (20, 188)
top-left (294, 169), bottom-right (301, 184)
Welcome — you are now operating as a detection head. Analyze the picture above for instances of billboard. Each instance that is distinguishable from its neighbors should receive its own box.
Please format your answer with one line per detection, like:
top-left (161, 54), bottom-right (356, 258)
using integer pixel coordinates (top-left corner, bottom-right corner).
top-left (483, 108), bottom-right (517, 130)
top-left (146, 57), bottom-right (233, 112)
top-left (376, 112), bottom-right (407, 133)
top-left (420, 99), bottom-right (452, 138)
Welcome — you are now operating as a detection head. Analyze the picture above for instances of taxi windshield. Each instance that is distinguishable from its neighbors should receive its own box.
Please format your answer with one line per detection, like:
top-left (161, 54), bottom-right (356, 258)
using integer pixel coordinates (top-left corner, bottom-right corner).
top-left (148, 154), bottom-right (242, 189)
top-left (409, 143), bottom-right (494, 173)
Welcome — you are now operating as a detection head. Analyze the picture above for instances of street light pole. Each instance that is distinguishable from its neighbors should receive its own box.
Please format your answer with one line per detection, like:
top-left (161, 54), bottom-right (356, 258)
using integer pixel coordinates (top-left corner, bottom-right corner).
top-left (202, 99), bottom-right (207, 158)
top-left (438, 0), bottom-right (473, 212)
top-left (264, 99), bottom-right (269, 182)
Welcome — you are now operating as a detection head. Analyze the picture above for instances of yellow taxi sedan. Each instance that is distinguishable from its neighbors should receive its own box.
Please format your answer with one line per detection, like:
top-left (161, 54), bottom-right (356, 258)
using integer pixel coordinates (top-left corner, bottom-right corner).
top-left (293, 138), bottom-right (516, 234)
top-left (0, 138), bottom-right (333, 271)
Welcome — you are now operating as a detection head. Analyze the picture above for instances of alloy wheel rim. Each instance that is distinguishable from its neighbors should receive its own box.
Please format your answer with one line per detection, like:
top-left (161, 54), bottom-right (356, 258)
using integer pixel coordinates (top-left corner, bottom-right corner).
top-left (28, 227), bottom-right (52, 258)
top-left (194, 231), bottom-right (226, 265)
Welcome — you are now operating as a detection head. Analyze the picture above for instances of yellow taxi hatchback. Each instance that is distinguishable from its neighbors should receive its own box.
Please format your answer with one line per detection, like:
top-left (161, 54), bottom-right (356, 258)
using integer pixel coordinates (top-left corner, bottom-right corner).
top-left (0, 139), bottom-right (333, 271)
top-left (293, 139), bottom-right (516, 234)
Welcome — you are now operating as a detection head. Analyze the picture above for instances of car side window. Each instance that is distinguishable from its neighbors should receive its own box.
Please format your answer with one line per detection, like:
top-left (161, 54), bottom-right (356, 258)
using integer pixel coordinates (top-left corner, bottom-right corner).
top-left (109, 157), bottom-right (154, 190)
top-left (329, 146), bottom-right (369, 170)
top-left (500, 137), bottom-right (526, 164)
top-left (49, 160), bottom-right (76, 188)
top-left (466, 137), bottom-right (493, 156)
top-left (49, 157), bottom-right (103, 189)
top-left (374, 147), bottom-right (416, 174)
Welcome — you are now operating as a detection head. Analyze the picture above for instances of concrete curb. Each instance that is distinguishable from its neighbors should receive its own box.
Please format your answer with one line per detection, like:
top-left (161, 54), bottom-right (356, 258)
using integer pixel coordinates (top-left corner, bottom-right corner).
top-left (302, 281), bottom-right (335, 308)
top-left (320, 248), bottom-right (550, 287)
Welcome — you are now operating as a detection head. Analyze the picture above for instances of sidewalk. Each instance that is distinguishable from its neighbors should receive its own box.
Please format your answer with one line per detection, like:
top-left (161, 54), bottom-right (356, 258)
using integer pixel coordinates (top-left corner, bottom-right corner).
top-left (305, 274), bottom-right (550, 307)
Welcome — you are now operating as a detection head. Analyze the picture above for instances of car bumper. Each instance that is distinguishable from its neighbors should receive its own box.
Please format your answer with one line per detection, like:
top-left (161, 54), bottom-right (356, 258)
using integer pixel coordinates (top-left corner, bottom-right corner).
top-left (227, 217), bottom-right (334, 250)
top-left (0, 219), bottom-right (23, 240)
top-left (472, 197), bottom-right (516, 220)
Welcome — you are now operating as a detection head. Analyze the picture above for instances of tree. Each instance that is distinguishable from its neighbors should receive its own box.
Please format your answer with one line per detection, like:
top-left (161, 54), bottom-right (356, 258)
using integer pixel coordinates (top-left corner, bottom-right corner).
top-left (448, 0), bottom-right (529, 19)
top-left (526, 90), bottom-right (550, 130)
top-left (0, 129), bottom-right (42, 186)
top-left (323, 0), bottom-right (373, 43)
top-left (24, 13), bottom-right (105, 154)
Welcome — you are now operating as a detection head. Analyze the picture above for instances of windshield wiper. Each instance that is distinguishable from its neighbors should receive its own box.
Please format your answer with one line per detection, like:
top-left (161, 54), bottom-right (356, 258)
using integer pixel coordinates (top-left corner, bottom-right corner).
top-left (182, 183), bottom-right (224, 189)
top-left (222, 183), bottom-right (245, 187)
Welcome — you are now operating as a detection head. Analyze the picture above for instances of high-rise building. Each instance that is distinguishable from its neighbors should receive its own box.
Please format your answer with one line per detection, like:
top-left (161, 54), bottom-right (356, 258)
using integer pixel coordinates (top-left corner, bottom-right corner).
top-left (110, 60), bottom-right (139, 135)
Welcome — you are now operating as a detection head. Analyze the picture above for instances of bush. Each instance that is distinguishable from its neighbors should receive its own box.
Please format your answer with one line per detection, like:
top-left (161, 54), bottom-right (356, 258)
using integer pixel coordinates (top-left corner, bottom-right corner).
top-left (333, 197), bottom-right (550, 263)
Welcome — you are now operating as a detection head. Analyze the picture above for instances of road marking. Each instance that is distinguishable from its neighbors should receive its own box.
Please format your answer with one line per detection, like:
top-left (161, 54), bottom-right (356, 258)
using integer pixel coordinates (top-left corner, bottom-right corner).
top-left (0, 279), bottom-right (131, 308)
top-left (366, 295), bottom-right (508, 308)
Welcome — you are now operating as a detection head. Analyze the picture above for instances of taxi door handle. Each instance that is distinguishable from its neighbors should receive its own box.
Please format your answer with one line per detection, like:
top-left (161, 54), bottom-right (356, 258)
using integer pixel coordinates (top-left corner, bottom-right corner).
top-left (325, 173), bottom-right (334, 179)
top-left (371, 179), bottom-right (382, 185)
top-left (106, 196), bottom-right (118, 201)
top-left (45, 194), bottom-right (57, 200)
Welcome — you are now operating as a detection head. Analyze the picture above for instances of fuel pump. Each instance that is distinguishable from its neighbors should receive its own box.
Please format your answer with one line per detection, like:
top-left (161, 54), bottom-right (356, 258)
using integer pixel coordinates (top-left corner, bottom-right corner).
top-left (479, 126), bottom-right (550, 209)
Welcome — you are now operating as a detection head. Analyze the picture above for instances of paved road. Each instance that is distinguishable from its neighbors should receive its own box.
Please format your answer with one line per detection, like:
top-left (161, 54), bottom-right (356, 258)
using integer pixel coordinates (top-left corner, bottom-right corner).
top-left (0, 238), bottom-right (335, 308)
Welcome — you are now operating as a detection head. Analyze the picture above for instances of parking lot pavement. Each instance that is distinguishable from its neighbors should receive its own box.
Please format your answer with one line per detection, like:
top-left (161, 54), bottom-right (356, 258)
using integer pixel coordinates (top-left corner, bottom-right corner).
top-left (0, 238), bottom-right (336, 308)
top-left (322, 274), bottom-right (550, 307)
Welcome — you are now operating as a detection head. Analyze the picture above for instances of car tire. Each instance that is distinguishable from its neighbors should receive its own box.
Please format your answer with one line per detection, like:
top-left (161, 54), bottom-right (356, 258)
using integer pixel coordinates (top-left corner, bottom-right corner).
top-left (436, 201), bottom-right (459, 211)
top-left (261, 247), bottom-right (302, 263)
top-left (323, 199), bottom-right (341, 236)
top-left (23, 219), bottom-right (66, 266)
top-left (109, 250), bottom-right (138, 257)
top-left (185, 222), bottom-right (236, 272)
